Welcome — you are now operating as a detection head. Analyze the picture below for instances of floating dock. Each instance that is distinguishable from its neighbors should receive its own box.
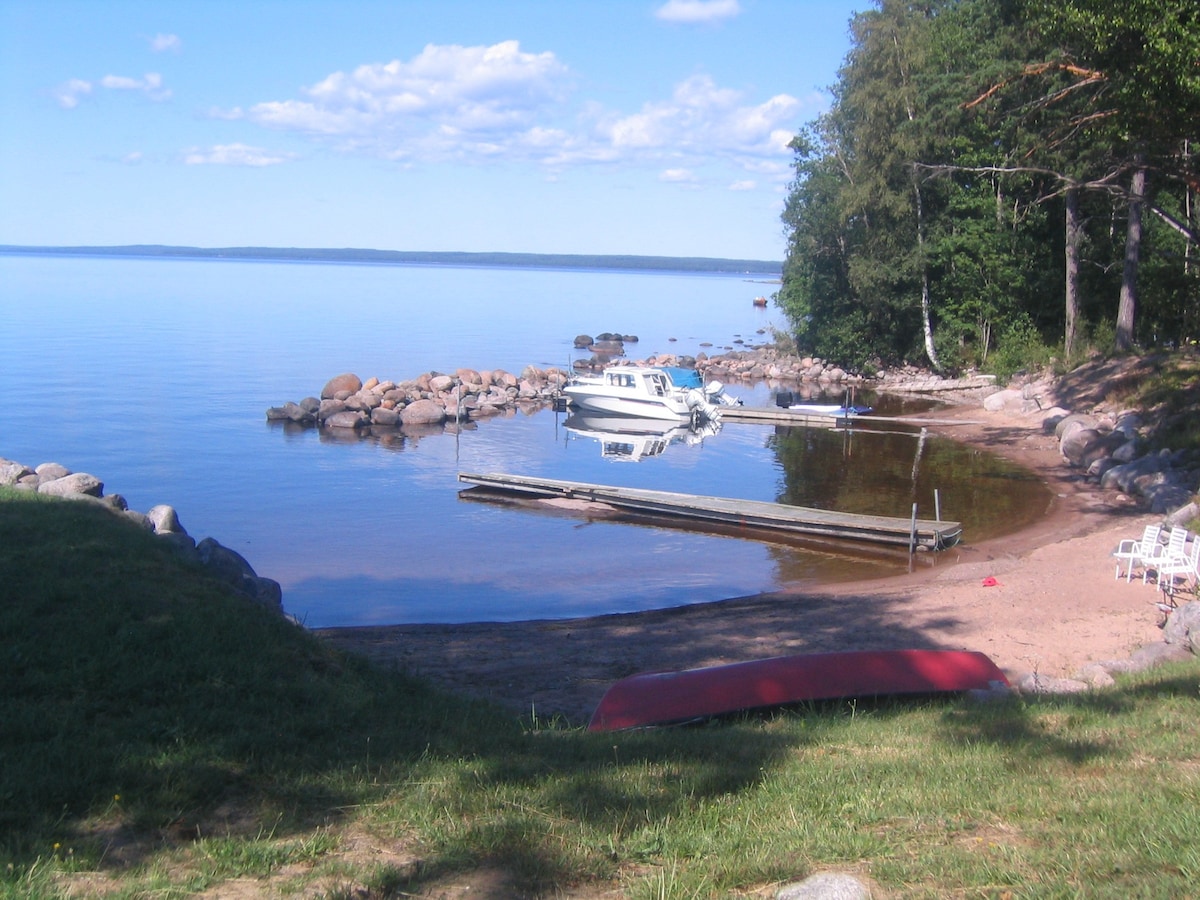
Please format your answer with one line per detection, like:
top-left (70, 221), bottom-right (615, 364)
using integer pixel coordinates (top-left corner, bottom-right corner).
top-left (457, 472), bottom-right (963, 551)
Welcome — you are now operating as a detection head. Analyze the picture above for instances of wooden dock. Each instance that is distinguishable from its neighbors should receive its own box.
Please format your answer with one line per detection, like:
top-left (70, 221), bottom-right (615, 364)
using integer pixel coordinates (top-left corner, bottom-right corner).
top-left (715, 406), bottom-right (983, 428)
top-left (457, 472), bottom-right (963, 551)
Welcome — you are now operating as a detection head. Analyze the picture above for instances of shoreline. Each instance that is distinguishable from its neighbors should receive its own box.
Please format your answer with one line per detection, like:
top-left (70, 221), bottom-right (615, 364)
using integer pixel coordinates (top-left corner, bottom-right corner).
top-left (316, 402), bottom-right (1168, 725)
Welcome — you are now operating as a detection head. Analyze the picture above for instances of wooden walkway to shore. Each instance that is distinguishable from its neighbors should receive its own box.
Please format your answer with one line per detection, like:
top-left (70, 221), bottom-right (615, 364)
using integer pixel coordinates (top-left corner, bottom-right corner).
top-left (458, 472), bottom-right (963, 551)
top-left (715, 406), bottom-right (983, 428)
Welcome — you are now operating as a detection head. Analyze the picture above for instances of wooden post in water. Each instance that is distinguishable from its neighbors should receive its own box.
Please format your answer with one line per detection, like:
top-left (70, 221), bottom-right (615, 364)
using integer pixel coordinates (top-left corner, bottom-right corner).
top-left (908, 503), bottom-right (919, 564)
top-left (934, 488), bottom-right (941, 522)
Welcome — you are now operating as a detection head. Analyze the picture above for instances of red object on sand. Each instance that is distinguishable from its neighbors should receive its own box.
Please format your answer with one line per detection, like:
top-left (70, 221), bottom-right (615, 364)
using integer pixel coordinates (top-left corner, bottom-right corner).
top-left (587, 649), bottom-right (1009, 731)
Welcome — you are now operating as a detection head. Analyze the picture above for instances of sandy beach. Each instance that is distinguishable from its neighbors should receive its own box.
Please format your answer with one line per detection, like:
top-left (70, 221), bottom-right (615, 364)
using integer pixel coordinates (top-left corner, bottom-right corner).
top-left (316, 401), bottom-right (1170, 725)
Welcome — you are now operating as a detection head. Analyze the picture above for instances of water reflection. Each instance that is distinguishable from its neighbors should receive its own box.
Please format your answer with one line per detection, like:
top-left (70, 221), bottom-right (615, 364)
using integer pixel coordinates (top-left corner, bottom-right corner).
top-left (562, 413), bottom-right (720, 461)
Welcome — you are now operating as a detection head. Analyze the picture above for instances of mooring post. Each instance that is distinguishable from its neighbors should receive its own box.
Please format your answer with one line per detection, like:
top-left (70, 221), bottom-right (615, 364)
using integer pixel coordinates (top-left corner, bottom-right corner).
top-left (909, 502), bottom-right (919, 560)
top-left (934, 488), bottom-right (941, 522)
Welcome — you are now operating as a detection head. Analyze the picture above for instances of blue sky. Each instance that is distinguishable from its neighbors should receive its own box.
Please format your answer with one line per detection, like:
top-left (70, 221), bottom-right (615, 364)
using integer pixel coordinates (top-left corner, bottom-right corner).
top-left (1, 0), bottom-right (863, 260)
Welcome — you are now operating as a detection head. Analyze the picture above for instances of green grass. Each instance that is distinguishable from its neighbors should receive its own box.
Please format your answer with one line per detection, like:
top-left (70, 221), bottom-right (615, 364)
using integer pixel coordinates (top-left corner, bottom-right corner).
top-left (3, 487), bottom-right (1200, 898)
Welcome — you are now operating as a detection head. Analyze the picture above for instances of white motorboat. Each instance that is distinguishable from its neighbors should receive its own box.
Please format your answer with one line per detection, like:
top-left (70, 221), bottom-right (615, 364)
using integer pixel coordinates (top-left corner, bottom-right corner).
top-left (563, 366), bottom-right (737, 423)
top-left (563, 414), bottom-right (720, 461)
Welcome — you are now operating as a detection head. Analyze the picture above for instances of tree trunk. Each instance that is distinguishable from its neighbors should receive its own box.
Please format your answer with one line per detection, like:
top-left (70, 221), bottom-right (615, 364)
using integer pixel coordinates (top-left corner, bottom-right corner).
top-left (1115, 163), bottom-right (1146, 352)
top-left (1064, 187), bottom-right (1081, 360)
top-left (913, 177), bottom-right (941, 371)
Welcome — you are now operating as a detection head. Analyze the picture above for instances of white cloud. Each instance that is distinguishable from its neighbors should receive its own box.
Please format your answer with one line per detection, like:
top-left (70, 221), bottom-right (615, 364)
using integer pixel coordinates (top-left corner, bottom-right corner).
top-left (53, 78), bottom-right (93, 109)
top-left (595, 74), bottom-right (800, 165)
top-left (149, 33), bottom-right (181, 53)
top-left (655, 0), bottom-right (741, 24)
top-left (729, 179), bottom-right (756, 191)
top-left (57, 72), bottom-right (171, 106)
top-left (100, 72), bottom-right (171, 101)
top-left (660, 168), bottom-right (697, 183)
top-left (183, 143), bottom-right (293, 167)
top-left (122, 151), bottom-right (144, 165)
top-left (239, 40), bottom-right (571, 159)
top-left (226, 41), bottom-right (804, 179)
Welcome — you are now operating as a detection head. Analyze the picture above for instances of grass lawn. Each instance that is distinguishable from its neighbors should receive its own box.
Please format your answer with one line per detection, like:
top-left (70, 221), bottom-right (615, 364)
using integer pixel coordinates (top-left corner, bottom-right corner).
top-left (3, 487), bottom-right (1199, 898)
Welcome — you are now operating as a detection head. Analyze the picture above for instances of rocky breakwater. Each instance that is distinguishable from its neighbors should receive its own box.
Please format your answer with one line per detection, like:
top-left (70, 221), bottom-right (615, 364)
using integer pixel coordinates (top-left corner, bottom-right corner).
top-left (266, 368), bottom-right (569, 433)
top-left (0, 455), bottom-right (283, 613)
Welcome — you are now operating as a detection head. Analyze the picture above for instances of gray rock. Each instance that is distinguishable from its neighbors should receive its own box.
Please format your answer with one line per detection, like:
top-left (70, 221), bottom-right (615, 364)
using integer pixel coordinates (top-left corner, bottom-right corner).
top-left (1128, 641), bottom-right (1194, 669)
top-left (776, 872), bottom-right (871, 900)
top-left (400, 398), bottom-right (447, 425)
top-left (123, 509), bottom-right (154, 530)
top-left (196, 537), bottom-right (257, 586)
top-left (1015, 672), bottom-right (1090, 694)
top-left (1074, 663), bottom-right (1116, 688)
top-left (158, 531), bottom-right (198, 556)
top-left (0, 461), bottom-right (32, 485)
top-left (1055, 413), bottom-right (1099, 440)
top-left (325, 410), bottom-right (369, 429)
top-left (1162, 602), bottom-right (1200, 654)
top-left (146, 504), bottom-right (186, 535)
top-left (321, 373), bottom-right (362, 400)
top-left (35, 462), bottom-right (72, 481)
top-left (318, 398), bottom-right (347, 421)
top-left (370, 406), bottom-right (401, 427)
top-left (249, 576), bottom-right (284, 610)
top-left (38, 472), bottom-right (104, 498)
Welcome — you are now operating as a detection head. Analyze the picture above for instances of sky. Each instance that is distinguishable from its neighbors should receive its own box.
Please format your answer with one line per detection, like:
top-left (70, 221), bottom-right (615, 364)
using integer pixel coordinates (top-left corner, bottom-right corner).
top-left (0, 0), bottom-right (864, 260)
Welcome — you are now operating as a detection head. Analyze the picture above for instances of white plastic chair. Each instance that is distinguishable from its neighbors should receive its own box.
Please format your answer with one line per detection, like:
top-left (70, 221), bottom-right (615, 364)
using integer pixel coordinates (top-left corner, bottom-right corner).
top-left (1113, 524), bottom-right (1163, 582)
top-left (1157, 537), bottom-right (1200, 598)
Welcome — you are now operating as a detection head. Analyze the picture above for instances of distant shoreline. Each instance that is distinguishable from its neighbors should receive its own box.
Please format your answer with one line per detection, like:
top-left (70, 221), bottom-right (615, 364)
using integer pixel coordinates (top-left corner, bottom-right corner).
top-left (0, 244), bottom-right (782, 276)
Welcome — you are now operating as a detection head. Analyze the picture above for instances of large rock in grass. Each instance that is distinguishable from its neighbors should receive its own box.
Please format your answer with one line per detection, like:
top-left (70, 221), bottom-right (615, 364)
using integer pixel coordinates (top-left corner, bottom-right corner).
top-left (38, 472), bottom-right (103, 498)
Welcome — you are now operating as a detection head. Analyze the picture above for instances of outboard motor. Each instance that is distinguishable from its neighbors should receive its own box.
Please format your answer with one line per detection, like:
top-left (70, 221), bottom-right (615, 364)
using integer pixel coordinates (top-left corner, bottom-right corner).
top-left (775, 390), bottom-right (794, 408)
top-left (705, 381), bottom-right (742, 406)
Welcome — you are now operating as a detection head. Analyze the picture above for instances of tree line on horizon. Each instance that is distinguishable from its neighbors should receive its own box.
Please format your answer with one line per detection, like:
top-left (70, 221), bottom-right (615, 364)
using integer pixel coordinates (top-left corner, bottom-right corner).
top-left (777, 0), bottom-right (1199, 376)
top-left (0, 244), bottom-right (782, 276)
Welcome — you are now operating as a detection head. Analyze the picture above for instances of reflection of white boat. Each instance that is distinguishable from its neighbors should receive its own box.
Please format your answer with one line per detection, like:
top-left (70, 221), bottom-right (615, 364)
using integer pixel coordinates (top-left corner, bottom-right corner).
top-left (775, 390), bottom-right (871, 417)
top-left (563, 366), bottom-right (738, 423)
top-left (564, 414), bottom-right (720, 461)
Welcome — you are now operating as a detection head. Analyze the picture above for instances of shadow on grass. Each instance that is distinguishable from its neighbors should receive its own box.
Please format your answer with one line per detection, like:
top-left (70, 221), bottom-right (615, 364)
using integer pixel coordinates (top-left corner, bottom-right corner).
top-left (6, 491), bottom-right (1199, 897)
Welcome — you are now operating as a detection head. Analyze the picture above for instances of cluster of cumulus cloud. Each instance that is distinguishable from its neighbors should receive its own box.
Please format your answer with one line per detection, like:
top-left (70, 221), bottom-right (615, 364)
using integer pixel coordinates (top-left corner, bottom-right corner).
top-left (51, 0), bottom-right (811, 186)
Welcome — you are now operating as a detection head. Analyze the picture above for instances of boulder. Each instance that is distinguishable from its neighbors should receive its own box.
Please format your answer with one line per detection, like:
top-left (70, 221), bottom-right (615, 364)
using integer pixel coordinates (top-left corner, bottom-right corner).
top-left (35, 462), bottom-right (71, 481)
top-left (776, 872), bottom-right (871, 900)
top-left (400, 398), bottom-right (447, 425)
top-left (38, 472), bottom-right (103, 498)
top-left (146, 504), bottom-right (186, 535)
top-left (1162, 603), bottom-right (1200, 654)
top-left (321, 373), bottom-right (362, 399)
top-left (325, 410), bottom-right (369, 430)
top-left (0, 460), bottom-right (32, 485)
top-left (196, 537), bottom-right (259, 592)
top-left (370, 406), bottom-right (401, 427)
top-left (429, 374), bottom-right (456, 393)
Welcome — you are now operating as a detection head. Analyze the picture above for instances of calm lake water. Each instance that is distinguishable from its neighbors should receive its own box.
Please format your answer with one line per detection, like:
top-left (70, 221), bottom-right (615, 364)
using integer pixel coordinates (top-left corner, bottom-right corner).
top-left (0, 252), bottom-right (1051, 626)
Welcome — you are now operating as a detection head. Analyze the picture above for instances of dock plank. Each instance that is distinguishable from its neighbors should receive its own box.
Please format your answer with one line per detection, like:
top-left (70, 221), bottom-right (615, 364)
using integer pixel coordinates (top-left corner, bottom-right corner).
top-left (457, 472), bottom-right (962, 550)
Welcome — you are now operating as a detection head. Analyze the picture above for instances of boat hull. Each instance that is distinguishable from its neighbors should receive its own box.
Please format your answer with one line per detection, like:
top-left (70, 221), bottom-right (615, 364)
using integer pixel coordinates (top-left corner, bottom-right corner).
top-left (561, 388), bottom-right (693, 420)
top-left (587, 649), bottom-right (1008, 730)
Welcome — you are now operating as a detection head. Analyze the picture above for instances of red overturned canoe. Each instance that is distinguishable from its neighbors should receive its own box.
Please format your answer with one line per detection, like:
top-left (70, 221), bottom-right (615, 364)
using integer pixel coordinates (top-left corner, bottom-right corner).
top-left (588, 649), bottom-right (1009, 731)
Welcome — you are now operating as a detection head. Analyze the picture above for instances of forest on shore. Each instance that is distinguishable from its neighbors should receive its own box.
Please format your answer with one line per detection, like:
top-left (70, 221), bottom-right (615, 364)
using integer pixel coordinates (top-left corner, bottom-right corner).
top-left (777, 0), bottom-right (1199, 376)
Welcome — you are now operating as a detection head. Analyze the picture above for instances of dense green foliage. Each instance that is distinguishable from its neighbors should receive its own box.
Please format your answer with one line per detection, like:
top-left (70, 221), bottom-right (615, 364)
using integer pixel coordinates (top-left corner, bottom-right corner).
top-left (4, 489), bottom-right (1200, 897)
top-left (778, 0), bottom-right (1199, 372)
